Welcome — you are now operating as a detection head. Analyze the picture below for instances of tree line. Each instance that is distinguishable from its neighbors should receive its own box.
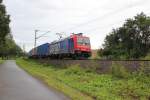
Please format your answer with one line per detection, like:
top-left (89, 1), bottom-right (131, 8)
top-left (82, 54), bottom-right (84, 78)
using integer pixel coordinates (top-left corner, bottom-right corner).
top-left (99, 12), bottom-right (150, 59)
top-left (0, 0), bottom-right (23, 58)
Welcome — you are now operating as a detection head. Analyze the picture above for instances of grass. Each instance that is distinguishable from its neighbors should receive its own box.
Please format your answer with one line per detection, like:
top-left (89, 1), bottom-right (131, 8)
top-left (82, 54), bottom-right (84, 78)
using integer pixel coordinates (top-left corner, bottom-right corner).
top-left (0, 58), bottom-right (4, 64)
top-left (16, 58), bottom-right (150, 100)
top-left (144, 53), bottom-right (150, 60)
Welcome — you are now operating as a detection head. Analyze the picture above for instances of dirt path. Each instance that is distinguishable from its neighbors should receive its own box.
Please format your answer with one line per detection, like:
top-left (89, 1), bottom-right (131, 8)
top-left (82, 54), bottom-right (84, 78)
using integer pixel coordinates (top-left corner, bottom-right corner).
top-left (0, 60), bottom-right (70, 100)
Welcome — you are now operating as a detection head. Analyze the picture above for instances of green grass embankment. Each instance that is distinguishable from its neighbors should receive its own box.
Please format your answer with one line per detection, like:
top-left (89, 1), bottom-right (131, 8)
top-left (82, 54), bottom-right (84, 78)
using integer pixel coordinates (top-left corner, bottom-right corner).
top-left (0, 60), bottom-right (3, 64)
top-left (16, 58), bottom-right (150, 100)
top-left (0, 58), bottom-right (4, 64)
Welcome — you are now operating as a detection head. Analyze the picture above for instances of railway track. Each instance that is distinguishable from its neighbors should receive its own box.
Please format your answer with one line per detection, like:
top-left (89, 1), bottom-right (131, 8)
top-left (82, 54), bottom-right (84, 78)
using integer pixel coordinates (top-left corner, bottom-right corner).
top-left (89, 59), bottom-right (150, 61)
top-left (38, 58), bottom-right (150, 61)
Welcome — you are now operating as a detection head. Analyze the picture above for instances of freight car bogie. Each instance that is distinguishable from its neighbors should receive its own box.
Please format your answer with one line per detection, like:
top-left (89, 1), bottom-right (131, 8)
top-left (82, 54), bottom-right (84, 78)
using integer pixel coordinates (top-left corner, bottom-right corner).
top-left (49, 53), bottom-right (72, 59)
top-left (71, 51), bottom-right (91, 59)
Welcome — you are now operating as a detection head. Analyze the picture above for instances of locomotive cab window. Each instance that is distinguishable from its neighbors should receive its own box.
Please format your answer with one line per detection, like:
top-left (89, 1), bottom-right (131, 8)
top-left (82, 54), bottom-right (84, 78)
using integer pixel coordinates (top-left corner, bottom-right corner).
top-left (77, 37), bottom-right (90, 45)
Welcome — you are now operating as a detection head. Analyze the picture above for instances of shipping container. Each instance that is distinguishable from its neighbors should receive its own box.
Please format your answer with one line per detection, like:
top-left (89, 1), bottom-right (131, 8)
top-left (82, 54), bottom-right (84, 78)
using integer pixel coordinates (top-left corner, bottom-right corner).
top-left (36, 43), bottom-right (50, 57)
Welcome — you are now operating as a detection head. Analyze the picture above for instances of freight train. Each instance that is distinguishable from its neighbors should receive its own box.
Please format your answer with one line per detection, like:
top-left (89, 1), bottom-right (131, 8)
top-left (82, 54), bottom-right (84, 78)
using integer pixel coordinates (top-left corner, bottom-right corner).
top-left (28, 33), bottom-right (91, 59)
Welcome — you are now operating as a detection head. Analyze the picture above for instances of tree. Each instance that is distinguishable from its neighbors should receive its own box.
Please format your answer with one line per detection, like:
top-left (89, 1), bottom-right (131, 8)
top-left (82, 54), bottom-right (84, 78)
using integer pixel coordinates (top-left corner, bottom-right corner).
top-left (100, 12), bottom-right (150, 59)
top-left (0, 0), bottom-right (10, 57)
top-left (0, 0), bottom-right (10, 44)
top-left (1, 35), bottom-right (23, 58)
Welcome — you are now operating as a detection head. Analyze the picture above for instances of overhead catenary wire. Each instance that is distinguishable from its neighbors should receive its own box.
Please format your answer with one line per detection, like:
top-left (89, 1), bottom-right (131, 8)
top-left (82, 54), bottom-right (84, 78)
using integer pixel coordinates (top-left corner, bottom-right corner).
top-left (36, 31), bottom-right (51, 39)
top-left (35, 0), bottom-right (149, 36)
top-left (62, 0), bottom-right (149, 32)
top-left (83, 11), bottom-right (150, 33)
top-left (34, 1), bottom-right (150, 44)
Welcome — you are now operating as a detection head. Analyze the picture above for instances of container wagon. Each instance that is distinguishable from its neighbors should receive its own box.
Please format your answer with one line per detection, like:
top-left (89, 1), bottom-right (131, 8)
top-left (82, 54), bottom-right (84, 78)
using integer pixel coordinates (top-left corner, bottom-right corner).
top-left (28, 43), bottom-right (49, 58)
top-left (28, 33), bottom-right (91, 59)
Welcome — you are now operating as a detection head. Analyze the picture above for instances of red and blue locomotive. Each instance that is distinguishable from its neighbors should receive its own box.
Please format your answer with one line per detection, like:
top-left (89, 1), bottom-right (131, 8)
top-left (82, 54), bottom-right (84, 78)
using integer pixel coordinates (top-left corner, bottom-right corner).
top-left (28, 33), bottom-right (91, 59)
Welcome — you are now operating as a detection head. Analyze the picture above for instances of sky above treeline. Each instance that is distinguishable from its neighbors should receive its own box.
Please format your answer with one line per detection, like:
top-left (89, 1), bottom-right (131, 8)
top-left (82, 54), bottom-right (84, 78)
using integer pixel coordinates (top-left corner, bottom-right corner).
top-left (3, 0), bottom-right (150, 51)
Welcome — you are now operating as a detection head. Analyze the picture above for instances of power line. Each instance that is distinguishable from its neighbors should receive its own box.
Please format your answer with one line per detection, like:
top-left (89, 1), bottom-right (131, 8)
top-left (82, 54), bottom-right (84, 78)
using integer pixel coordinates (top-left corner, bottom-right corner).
top-left (36, 31), bottom-right (50, 39)
top-left (38, 0), bottom-right (149, 35)
top-left (62, 0), bottom-right (149, 32)
top-left (83, 11), bottom-right (150, 33)
top-left (34, 30), bottom-right (51, 49)
top-left (84, 21), bottom-right (123, 33)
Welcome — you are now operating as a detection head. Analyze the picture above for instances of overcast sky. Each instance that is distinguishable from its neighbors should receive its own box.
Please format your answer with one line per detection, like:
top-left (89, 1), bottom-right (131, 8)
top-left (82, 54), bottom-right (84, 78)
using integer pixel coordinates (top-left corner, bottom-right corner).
top-left (3, 0), bottom-right (150, 51)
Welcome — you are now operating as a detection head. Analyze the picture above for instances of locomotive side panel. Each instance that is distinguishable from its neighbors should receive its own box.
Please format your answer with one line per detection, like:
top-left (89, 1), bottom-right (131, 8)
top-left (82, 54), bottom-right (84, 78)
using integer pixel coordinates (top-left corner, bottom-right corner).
top-left (60, 39), bottom-right (69, 54)
top-left (68, 38), bottom-right (74, 54)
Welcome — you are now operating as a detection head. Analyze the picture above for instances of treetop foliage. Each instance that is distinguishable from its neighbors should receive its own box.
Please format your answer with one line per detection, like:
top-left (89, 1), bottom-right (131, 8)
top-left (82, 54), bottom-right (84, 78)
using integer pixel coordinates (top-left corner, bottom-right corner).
top-left (0, 0), bottom-right (10, 43)
top-left (100, 12), bottom-right (150, 59)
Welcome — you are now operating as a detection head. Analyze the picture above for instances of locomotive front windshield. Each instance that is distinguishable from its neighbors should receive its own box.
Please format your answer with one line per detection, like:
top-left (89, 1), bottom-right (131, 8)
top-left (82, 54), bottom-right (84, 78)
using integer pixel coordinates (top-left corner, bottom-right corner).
top-left (77, 37), bottom-right (90, 46)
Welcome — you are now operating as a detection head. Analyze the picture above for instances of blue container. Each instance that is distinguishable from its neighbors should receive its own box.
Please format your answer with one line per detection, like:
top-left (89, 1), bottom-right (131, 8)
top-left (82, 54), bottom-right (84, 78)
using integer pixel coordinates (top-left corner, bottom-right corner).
top-left (36, 43), bottom-right (50, 57)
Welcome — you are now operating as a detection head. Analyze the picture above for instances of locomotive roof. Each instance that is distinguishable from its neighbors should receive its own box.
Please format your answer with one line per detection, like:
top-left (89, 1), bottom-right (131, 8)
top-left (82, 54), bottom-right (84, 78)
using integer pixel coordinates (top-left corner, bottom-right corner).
top-left (50, 36), bottom-right (71, 44)
top-left (50, 33), bottom-right (86, 44)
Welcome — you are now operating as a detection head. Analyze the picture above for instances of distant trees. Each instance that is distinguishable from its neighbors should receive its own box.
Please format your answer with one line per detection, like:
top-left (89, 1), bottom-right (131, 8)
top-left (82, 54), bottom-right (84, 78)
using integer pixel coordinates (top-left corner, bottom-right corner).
top-left (1, 34), bottom-right (23, 57)
top-left (0, 0), bottom-right (23, 58)
top-left (99, 13), bottom-right (150, 59)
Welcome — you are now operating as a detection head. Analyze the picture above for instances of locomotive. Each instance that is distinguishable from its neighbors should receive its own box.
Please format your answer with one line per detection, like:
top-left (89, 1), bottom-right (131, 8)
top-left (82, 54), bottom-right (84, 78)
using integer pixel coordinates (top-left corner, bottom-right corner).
top-left (28, 33), bottom-right (91, 59)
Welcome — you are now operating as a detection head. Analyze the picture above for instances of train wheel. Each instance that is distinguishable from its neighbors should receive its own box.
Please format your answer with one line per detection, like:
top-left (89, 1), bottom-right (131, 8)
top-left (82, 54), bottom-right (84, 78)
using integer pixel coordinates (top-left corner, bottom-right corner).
top-left (72, 55), bottom-right (78, 60)
top-left (58, 55), bottom-right (63, 59)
